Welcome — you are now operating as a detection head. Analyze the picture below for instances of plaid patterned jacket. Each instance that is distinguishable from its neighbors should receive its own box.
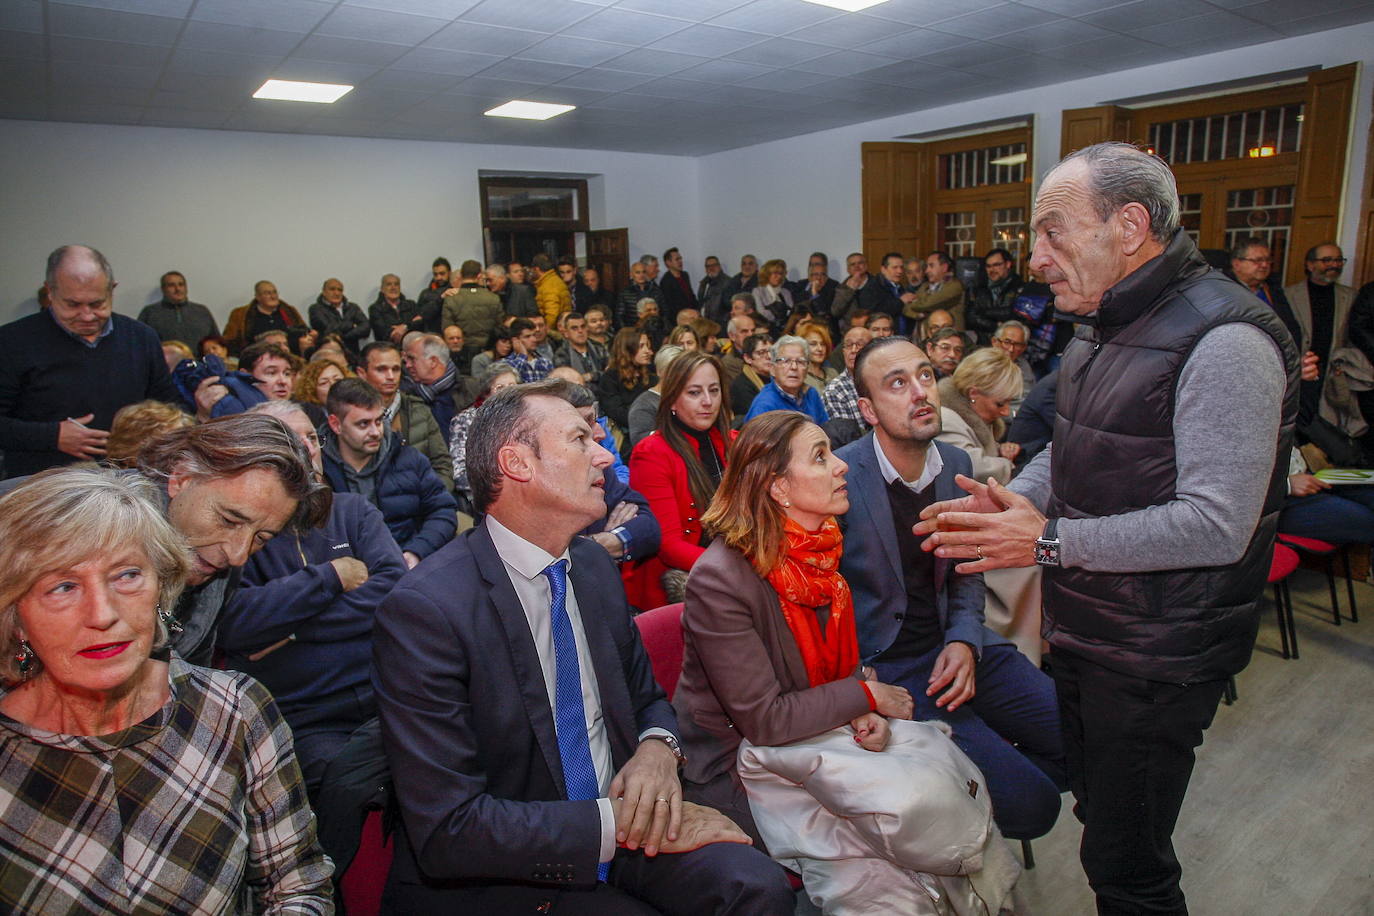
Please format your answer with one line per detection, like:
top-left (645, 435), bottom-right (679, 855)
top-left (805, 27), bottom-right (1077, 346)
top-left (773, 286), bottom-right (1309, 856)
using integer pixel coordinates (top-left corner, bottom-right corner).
top-left (0, 656), bottom-right (333, 914)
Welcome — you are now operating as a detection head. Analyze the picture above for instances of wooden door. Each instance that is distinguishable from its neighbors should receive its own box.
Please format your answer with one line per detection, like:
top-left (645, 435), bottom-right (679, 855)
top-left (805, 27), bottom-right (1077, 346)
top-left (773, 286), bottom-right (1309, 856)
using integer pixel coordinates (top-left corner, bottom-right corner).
top-left (586, 228), bottom-right (629, 297)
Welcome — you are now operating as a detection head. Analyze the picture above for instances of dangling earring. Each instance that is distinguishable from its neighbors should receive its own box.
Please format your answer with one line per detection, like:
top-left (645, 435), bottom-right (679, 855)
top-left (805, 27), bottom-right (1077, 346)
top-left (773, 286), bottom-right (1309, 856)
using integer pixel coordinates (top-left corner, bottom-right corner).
top-left (15, 640), bottom-right (35, 680)
top-left (157, 604), bottom-right (183, 637)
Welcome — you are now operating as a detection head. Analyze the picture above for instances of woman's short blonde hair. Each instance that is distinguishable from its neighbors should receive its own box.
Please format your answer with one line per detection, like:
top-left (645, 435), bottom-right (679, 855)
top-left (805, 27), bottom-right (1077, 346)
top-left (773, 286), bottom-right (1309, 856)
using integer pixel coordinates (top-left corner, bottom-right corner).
top-left (0, 466), bottom-right (192, 685)
top-left (951, 346), bottom-right (1023, 403)
top-left (759, 259), bottom-right (786, 286)
top-left (106, 400), bottom-right (195, 467)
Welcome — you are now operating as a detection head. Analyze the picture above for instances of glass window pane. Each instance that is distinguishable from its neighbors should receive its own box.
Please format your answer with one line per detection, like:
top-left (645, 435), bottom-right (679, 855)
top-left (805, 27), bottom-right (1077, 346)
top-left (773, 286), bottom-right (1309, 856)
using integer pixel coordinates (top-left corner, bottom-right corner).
top-left (939, 211), bottom-right (978, 260)
top-left (937, 142), bottom-right (1025, 190)
top-left (1178, 193), bottom-right (1203, 244)
top-left (991, 207), bottom-right (1027, 271)
top-left (486, 185), bottom-right (579, 222)
top-left (1224, 185), bottom-right (1294, 271)
top-left (1148, 103), bottom-right (1303, 164)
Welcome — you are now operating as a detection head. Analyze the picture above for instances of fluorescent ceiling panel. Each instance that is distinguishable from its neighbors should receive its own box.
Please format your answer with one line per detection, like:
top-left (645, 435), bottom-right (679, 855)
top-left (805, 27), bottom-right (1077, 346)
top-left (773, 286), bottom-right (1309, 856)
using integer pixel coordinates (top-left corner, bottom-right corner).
top-left (484, 99), bottom-right (576, 120)
top-left (801, 0), bottom-right (889, 11)
top-left (252, 78), bottom-right (352, 102)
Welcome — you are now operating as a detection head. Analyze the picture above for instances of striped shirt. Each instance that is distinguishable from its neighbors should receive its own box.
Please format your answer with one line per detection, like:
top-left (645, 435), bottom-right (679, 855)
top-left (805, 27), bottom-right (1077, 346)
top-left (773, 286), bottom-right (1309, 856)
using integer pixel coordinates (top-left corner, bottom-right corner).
top-left (0, 656), bottom-right (333, 915)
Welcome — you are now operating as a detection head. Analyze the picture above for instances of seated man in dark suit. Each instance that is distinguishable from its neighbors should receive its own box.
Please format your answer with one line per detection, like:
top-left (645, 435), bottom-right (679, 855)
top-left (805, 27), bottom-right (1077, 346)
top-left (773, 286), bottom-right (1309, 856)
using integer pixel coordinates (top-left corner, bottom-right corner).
top-left (372, 380), bottom-right (793, 914)
top-left (834, 336), bottom-right (1066, 842)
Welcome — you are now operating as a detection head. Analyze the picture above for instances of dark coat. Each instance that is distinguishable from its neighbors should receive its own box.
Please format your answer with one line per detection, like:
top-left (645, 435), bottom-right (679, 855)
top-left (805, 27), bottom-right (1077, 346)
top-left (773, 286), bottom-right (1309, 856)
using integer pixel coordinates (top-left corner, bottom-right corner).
top-left (309, 296), bottom-right (370, 351)
top-left (368, 294), bottom-right (423, 344)
top-left (966, 275), bottom-right (1025, 345)
top-left (320, 430), bottom-right (457, 559)
top-left (371, 523), bottom-right (676, 894)
top-left (835, 436), bottom-right (1005, 660)
top-left (1048, 231), bottom-right (1299, 682)
top-left (221, 493), bottom-right (406, 721)
top-left (0, 312), bottom-right (178, 477)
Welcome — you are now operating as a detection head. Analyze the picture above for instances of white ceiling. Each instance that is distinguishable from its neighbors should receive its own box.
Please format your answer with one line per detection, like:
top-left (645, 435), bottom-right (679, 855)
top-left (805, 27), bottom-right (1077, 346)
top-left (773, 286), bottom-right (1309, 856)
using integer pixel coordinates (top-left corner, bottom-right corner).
top-left (4, 0), bottom-right (1372, 156)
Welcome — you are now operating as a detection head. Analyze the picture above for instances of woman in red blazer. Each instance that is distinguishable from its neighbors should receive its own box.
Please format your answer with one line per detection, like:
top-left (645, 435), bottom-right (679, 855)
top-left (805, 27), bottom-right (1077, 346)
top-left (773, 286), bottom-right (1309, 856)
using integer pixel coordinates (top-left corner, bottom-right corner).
top-left (626, 350), bottom-right (735, 609)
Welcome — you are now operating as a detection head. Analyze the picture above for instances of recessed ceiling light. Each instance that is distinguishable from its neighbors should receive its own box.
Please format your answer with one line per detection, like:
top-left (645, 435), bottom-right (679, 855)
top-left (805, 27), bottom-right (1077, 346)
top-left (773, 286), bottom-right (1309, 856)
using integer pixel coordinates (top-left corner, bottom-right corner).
top-left (801, 0), bottom-right (889, 11)
top-left (484, 100), bottom-right (576, 121)
top-left (253, 79), bottom-right (353, 103)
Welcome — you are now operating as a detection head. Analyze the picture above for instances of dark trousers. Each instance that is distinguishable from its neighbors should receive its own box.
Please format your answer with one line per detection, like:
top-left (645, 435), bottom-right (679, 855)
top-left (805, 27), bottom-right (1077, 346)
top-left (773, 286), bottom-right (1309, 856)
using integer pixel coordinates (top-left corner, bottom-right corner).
top-left (875, 642), bottom-right (1067, 839)
top-left (1052, 649), bottom-right (1227, 916)
top-left (1278, 488), bottom-right (1374, 543)
top-left (288, 684), bottom-right (377, 799)
top-left (384, 839), bottom-right (795, 915)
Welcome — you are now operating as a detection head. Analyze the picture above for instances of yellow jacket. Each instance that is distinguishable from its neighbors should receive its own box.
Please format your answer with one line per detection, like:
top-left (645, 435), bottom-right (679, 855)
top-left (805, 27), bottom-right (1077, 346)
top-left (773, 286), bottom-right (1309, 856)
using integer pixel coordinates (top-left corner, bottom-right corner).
top-left (535, 269), bottom-right (572, 328)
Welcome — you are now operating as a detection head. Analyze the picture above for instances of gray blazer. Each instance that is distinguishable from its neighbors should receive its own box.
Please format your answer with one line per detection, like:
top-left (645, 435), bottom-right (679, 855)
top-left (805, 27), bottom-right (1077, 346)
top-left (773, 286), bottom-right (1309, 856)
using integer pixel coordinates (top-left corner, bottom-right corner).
top-left (835, 435), bottom-right (1008, 660)
top-left (673, 540), bottom-right (871, 787)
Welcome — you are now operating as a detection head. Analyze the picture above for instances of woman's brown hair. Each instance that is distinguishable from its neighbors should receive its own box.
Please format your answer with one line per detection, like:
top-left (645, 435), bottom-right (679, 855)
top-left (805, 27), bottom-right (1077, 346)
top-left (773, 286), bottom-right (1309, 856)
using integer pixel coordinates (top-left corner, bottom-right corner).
top-left (292, 359), bottom-right (353, 405)
top-left (608, 327), bottom-right (651, 390)
top-left (654, 351), bottom-right (732, 529)
top-left (702, 410), bottom-right (814, 576)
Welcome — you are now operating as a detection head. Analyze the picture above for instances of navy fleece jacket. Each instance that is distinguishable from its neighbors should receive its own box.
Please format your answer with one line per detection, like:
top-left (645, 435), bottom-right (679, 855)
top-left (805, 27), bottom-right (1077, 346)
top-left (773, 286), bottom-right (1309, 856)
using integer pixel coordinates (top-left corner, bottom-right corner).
top-left (219, 493), bottom-right (405, 722)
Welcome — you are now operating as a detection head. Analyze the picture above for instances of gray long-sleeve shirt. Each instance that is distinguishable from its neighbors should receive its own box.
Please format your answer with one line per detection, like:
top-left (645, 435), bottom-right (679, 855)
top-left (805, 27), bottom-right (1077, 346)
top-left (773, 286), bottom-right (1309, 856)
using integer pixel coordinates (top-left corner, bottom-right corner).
top-left (1009, 322), bottom-right (1285, 573)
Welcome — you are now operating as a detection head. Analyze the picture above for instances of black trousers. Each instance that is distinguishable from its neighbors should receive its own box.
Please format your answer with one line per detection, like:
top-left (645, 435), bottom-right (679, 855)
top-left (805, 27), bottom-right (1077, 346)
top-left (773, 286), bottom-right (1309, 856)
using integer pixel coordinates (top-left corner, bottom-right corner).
top-left (1052, 649), bottom-right (1227, 916)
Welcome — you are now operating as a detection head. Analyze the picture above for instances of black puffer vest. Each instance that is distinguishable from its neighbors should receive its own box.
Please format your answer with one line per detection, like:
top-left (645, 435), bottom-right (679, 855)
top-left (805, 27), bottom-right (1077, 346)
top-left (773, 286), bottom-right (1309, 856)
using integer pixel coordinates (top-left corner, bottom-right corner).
top-left (1046, 231), bottom-right (1299, 682)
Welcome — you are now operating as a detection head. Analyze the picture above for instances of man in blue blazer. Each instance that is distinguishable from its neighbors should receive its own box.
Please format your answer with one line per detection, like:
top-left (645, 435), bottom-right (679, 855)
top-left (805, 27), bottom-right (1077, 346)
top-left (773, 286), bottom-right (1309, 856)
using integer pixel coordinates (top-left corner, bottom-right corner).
top-left (372, 380), bottom-right (792, 914)
top-left (836, 336), bottom-right (1065, 841)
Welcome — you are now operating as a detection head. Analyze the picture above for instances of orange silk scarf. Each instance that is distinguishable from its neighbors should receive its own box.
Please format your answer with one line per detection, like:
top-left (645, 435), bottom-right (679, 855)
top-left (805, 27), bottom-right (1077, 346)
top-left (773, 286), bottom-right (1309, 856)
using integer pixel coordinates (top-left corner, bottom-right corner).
top-left (765, 516), bottom-right (860, 687)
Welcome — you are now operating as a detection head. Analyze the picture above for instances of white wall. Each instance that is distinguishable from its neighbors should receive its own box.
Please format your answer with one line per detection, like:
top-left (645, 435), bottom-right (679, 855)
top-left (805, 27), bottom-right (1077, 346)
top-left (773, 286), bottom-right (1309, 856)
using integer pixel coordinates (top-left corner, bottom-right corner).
top-left (0, 122), bottom-right (701, 327)
top-left (697, 22), bottom-right (1374, 282)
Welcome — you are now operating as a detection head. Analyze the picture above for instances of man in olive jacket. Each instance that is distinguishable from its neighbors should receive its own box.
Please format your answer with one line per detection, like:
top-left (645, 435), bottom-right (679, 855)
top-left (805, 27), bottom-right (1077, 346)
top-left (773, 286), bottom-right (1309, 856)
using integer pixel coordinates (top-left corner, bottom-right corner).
top-left (442, 260), bottom-right (503, 359)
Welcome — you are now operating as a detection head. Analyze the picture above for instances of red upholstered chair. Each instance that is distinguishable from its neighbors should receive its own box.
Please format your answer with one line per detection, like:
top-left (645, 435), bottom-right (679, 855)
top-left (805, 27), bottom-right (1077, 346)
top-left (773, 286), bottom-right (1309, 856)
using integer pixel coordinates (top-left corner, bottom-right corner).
top-left (1269, 543), bottom-right (1302, 660)
top-left (338, 810), bottom-right (392, 916)
top-left (632, 603), bottom-right (809, 889)
top-left (633, 603), bottom-right (685, 699)
top-left (1277, 533), bottom-right (1358, 626)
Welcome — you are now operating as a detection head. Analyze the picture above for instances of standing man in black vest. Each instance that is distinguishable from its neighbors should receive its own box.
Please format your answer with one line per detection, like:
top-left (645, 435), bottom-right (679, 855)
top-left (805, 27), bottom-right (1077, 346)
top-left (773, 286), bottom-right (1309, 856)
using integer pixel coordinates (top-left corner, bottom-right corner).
top-left (917, 142), bottom-right (1298, 916)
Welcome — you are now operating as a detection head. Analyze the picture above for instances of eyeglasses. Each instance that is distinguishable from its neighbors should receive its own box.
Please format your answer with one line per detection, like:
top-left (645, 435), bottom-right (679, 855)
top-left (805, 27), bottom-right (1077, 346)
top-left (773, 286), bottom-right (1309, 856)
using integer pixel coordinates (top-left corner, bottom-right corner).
top-left (1236, 257), bottom-right (1272, 264)
top-left (1313, 257), bottom-right (1347, 265)
top-left (775, 357), bottom-right (809, 369)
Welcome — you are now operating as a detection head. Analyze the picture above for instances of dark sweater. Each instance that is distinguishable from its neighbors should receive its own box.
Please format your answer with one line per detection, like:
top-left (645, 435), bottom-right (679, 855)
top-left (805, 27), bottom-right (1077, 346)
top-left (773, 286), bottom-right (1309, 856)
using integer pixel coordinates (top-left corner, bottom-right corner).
top-left (0, 311), bottom-right (178, 477)
top-left (220, 493), bottom-right (406, 725)
top-left (137, 298), bottom-right (220, 345)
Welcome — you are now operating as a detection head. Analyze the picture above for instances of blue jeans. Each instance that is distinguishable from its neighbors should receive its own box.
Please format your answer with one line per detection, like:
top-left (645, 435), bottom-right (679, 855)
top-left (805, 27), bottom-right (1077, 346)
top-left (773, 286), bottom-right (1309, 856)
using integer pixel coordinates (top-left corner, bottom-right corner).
top-left (875, 642), bottom-right (1067, 839)
top-left (1278, 489), bottom-right (1374, 544)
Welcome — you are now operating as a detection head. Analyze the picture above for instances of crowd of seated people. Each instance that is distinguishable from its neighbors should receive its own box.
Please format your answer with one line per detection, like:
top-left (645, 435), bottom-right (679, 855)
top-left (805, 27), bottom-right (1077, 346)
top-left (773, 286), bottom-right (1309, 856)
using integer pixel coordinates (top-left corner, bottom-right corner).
top-left (1, 231), bottom-right (1370, 914)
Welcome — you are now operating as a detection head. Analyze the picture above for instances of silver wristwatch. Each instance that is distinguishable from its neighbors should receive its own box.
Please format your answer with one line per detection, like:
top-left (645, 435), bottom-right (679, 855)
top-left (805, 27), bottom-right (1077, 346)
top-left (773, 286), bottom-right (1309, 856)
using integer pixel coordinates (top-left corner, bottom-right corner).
top-left (1034, 518), bottom-right (1062, 567)
top-left (644, 733), bottom-right (686, 767)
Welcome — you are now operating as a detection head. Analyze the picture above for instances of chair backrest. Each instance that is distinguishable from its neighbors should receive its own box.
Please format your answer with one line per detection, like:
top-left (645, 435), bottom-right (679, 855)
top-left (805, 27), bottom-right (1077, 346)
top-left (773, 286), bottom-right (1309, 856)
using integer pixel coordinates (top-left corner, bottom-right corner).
top-left (633, 603), bottom-right (685, 700)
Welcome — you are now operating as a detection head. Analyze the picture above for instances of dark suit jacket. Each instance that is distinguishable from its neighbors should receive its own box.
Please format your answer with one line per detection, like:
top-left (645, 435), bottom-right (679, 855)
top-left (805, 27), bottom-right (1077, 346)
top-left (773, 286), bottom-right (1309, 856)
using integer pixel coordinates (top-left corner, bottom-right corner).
top-left (372, 522), bottom-right (677, 895)
top-left (673, 540), bottom-right (870, 787)
top-left (835, 435), bottom-right (1008, 660)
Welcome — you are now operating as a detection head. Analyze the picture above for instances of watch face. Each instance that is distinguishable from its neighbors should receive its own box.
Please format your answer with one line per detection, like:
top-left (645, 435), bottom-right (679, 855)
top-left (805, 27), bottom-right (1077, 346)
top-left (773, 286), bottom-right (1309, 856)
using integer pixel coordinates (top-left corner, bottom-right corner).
top-left (1034, 541), bottom-right (1060, 566)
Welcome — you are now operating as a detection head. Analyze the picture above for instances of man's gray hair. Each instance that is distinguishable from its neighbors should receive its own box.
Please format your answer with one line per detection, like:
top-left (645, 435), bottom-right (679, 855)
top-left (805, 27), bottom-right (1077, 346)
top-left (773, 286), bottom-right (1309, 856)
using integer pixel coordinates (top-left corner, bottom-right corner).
top-left (46, 244), bottom-right (115, 291)
top-left (638, 254), bottom-right (659, 266)
top-left (636, 297), bottom-right (658, 315)
top-left (485, 263), bottom-right (507, 278)
top-left (248, 399), bottom-right (309, 424)
top-left (772, 335), bottom-right (809, 360)
top-left (726, 316), bottom-right (753, 336)
top-left (1059, 142), bottom-right (1180, 242)
top-left (1230, 237), bottom-right (1269, 261)
top-left (995, 319), bottom-right (1030, 339)
top-left (415, 333), bottom-right (451, 365)
top-left (730, 292), bottom-right (755, 307)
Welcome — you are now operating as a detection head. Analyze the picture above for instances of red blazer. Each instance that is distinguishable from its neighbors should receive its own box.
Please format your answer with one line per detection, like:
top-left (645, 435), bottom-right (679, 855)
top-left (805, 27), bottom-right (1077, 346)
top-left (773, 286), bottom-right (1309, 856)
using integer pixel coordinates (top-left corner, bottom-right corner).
top-left (624, 427), bottom-right (733, 609)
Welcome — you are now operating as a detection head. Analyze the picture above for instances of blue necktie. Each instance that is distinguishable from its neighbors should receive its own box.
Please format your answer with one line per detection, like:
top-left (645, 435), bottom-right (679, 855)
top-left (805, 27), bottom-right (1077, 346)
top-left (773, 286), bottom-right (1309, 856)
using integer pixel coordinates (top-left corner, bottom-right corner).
top-left (543, 559), bottom-right (610, 882)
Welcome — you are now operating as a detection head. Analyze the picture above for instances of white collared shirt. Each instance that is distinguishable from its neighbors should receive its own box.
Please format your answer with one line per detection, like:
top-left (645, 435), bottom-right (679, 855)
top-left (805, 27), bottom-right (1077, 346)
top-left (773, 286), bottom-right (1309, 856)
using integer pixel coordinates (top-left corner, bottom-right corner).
top-left (873, 433), bottom-right (943, 494)
top-left (485, 516), bottom-right (627, 863)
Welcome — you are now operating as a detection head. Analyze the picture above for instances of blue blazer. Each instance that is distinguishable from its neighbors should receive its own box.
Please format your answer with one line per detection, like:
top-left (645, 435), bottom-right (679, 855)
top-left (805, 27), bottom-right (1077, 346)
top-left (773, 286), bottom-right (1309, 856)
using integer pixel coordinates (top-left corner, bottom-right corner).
top-left (372, 521), bottom-right (678, 896)
top-left (836, 435), bottom-right (1008, 661)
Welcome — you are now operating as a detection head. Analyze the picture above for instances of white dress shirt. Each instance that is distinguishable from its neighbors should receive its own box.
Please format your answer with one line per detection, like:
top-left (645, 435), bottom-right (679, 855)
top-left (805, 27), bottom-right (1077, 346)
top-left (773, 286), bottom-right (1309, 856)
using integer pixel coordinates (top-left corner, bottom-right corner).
top-left (874, 432), bottom-right (943, 494)
top-left (487, 516), bottom-right (669, 864)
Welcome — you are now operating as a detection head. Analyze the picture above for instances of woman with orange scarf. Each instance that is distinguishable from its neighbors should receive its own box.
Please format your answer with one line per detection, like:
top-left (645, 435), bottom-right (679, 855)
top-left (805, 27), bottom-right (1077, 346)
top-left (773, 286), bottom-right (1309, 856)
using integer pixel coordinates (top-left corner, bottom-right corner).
top-left (672, 410), bottom-right (914, 845)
